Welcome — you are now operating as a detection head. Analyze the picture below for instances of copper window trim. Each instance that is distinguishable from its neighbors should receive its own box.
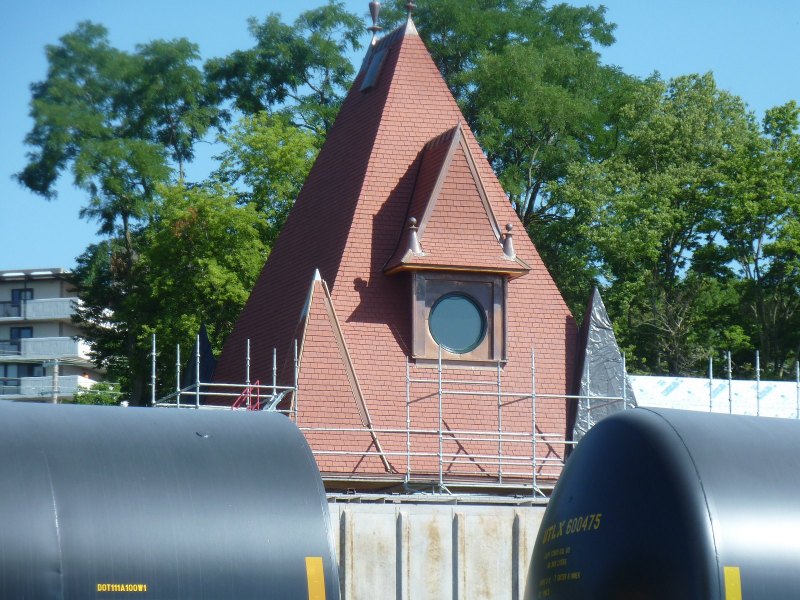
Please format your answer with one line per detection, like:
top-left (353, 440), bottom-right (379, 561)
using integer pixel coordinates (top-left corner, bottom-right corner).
top-left (411, 271), bottom-right (506, 362)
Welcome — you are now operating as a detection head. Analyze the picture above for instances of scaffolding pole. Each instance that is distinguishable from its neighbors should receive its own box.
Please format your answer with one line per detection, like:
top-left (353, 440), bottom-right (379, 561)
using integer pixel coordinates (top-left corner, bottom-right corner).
top-left (245, 339), bottom-right (251, 409)
top-left (756, 350), bottom-right (761, 416)
top-left (622, 353), bottom-right (628, 410)
top-left (437, 345), bottom-right (443, 491)
top-left (293, 340), bottom-right (299, 423)
top-left (708, 355), bottom-right (713, 413)
top-left (175, 343), bottom-right (181, 408)
top-left (727, 351), bottom-right (732, 414)
top-left (531, 347), bottom-right (538, 498)
top-left (195, 335), bottom-right (201, 409)
top-left (497, 358), bottom-right (503, 484)
top-left (150, 333), bottom-right (156, 406)
top-left (405, 356), bottom-right (411, 483)
top-left (272, 347), bottom-right (277, 399)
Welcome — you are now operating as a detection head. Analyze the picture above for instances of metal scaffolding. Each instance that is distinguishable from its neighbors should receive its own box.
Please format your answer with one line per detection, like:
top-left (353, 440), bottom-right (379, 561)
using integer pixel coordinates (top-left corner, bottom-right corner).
top-left (153, 336), bottom-right (627, 498)
top-left (150, 333), bottom-right (800, 498)
top-left (154, 335), bottom-right (298, 412)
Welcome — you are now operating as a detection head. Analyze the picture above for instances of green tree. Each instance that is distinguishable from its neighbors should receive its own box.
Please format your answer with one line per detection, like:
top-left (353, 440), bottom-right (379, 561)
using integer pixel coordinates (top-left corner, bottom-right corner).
top-left (707, 101), bottom-right (800, 376)
top-left (212, 112), bottom-right (320, 244)
top-left (132, 38), bottom-right (223, 179)
top-left (205, 1), bottom-right (362, 136)
top-left (72, 184), bottom-right (268, 400)
top-left (74, 382), bottom-right (122, 406)
top-left (18, 22), bottom-right (223, 403)
top-left (139, 182), bottom-right (269, 387)
top-left (563, 74), bottom-right (758, 374)
top-left (17, 23), bottom-right (220, 260)
top-left (71, 238), bottom-right (144, 397)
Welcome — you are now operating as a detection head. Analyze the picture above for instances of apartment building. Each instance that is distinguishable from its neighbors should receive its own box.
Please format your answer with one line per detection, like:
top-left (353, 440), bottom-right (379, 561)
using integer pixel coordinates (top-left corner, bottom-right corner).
top-left (0, 268), bottom-right (101, 401)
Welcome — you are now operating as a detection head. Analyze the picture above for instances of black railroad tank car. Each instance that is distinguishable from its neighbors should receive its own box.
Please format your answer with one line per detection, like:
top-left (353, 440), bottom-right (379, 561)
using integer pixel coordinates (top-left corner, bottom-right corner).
top-left (532, 408), bottom-right (800, 599)
top-left (0, 402), bottom-right (339, 599)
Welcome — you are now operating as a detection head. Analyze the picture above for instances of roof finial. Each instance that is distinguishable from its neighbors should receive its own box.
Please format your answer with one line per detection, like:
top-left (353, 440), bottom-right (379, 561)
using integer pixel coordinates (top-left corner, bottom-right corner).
top-left (368, 1), bottom-right (382, 45)
top-left (406, 1), bottom-right (416, 17)
top-left (408, 217), bottom-right (423, 255)
top-left (502, 223), bottom-right (516, 259)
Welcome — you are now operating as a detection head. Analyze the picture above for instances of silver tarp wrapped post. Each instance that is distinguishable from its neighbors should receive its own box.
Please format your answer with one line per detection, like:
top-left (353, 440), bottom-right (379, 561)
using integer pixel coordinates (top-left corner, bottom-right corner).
top-left (570, 288), bottom-right (636, 444)
top-left (0, 402), bottom-right (339, 599)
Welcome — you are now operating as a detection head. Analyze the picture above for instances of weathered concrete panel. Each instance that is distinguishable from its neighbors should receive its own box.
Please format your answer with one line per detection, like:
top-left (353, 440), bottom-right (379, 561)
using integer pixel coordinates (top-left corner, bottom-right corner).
top-left (403, 510), bottom-right (452, 599)
top-left (329, 501), bottom-right (546, 600)
top-left (338, 508), bottom-right (397, 599)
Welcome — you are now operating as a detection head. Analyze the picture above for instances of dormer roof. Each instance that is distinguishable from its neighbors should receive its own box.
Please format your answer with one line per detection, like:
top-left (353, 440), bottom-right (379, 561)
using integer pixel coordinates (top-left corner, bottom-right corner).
top-left (384, 123), bottom-right (530, 277)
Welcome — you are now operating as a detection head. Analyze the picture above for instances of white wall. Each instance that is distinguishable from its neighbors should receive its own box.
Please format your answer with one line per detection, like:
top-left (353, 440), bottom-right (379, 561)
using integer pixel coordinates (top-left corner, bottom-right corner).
top-left (631, 375), bottom-right (800, 419)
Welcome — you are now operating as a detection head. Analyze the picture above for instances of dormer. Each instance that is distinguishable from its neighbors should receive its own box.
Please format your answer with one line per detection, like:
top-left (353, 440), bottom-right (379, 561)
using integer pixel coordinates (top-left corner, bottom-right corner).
top-left (385, 124), bottom-right (530, 364)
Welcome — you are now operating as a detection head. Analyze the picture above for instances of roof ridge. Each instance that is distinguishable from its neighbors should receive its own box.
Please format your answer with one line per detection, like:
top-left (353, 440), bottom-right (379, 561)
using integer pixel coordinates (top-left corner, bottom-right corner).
top-left (372, 15), bottom-right (418, 53)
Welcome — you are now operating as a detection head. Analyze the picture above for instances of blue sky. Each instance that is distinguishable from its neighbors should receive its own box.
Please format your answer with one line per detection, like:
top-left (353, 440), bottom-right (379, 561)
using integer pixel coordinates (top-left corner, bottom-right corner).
top-left (1, 0), bottom-right (799, 271)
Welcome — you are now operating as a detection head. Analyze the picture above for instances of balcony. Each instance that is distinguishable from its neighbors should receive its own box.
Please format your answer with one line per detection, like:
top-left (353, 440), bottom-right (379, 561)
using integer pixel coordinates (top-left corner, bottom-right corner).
top-left (0, 298), bottom-right (77, 322)
top-left (0, 337), bottom-right (91, 362)
top-left (0, 302), bottom-right (20, 318)
top-left (0, 375), bottom-right (94, 400)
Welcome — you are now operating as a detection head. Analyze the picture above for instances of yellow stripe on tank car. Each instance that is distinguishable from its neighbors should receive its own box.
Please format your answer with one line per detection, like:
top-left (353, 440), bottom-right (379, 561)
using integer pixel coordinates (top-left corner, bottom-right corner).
top-left (724, 566), bottom-right (742, 600)
top-left (305, 556), bottom-right (326, 600)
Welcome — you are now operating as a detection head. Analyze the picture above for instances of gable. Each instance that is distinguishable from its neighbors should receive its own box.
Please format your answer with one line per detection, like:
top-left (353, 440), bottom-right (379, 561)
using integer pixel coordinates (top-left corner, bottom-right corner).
top-left (384, 125), bottom-right (529, 276)
top-left (297, 272), bottom-right (394, 474)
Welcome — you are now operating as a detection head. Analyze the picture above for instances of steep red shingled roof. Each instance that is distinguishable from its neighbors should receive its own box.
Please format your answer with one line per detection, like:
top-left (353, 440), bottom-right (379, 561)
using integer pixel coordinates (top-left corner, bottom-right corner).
top-left (215, 17), bottom-right (578, 485)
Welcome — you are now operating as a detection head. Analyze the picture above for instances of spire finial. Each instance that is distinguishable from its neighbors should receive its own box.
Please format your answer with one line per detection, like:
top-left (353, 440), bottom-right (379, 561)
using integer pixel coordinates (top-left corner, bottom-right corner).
top-left (408, 217), bottom-right (423, 255)
top-left (502, 223), bottom-right (516, 259)
top-left (368, 1), bottom-right (382, 44)
top-left (406, 1), bottom-right (416, 17)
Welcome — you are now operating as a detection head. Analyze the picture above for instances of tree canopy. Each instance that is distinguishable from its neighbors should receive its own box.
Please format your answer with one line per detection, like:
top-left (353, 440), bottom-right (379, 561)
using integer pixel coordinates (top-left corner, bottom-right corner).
top-left (561, 75), bottom-right (800, 375)
top-left (205, 1), bottom-right (362, 136)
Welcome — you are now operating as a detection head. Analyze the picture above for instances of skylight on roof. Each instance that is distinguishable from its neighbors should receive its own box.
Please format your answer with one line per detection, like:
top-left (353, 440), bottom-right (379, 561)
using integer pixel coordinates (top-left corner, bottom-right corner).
top-left (360, 48), bottom-right (387, 92)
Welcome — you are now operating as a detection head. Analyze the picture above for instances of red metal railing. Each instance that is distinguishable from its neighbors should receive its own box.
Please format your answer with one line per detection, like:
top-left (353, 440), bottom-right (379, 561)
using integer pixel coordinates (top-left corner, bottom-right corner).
top-left (232, 380), bottom-right (261, 410)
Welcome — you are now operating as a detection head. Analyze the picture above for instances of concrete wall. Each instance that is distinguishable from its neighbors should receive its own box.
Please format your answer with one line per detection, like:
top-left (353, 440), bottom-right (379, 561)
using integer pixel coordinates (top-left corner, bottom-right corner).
top-left (21, 337), bottom-right (90, 360)
top-left (19, 375), bottom-right (92, 399)
top-left (329, 501), bottom-right (545, 600)
top-left (22, 298), bottom-right (75, 320)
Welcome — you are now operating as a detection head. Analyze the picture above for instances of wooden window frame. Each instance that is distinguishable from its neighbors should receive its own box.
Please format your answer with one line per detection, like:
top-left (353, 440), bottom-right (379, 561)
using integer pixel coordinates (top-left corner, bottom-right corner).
top-left (411, 271), bottom-right (506, 364)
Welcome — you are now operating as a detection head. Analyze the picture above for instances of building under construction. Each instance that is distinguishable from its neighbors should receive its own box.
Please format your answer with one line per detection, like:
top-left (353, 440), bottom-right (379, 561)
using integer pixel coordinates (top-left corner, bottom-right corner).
top-left (207, 9), bottom-right (584, 496)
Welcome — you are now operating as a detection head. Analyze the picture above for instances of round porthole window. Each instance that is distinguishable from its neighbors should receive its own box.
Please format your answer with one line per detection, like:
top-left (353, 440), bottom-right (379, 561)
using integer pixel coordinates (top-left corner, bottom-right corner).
top-left (429, 292), bottom-right (486, 354)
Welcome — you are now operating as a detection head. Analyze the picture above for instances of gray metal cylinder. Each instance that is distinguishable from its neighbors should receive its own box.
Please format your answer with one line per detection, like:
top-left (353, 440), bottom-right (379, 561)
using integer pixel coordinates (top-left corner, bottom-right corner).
top-left (532, 408), bottom-right (800, 599)
top-left (0, 402), bottom-right (339, 599)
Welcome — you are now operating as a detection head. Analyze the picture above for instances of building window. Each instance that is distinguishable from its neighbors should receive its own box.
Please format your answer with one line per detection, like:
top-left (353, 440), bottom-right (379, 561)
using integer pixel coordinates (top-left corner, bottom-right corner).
top-left (18, 364), bottom-right (43, 378)
top-left (0, 364), bottom-right (19, 390)
top-left (11, 289), bottom-right (33, 305)
top-left (10, 327), bottom-right (32, 340)
top-left (0, 363), bottom-right (42, 392)
top-left (412, 272), bottom-right (505, 363)
top-left (429, 293), bottom-right (486, 354)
